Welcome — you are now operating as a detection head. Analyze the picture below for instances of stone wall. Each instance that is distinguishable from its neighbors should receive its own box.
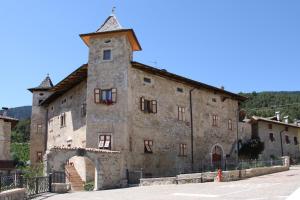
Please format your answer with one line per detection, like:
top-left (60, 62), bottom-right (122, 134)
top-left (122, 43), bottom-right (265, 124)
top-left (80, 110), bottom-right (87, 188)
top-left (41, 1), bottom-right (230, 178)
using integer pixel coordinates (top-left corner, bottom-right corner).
top-left (0, 189), bottom-right (26, 200)
top-left (0, 119), bottom-right (11, 160)
top-left (127, 66), bottom-right (240, 177)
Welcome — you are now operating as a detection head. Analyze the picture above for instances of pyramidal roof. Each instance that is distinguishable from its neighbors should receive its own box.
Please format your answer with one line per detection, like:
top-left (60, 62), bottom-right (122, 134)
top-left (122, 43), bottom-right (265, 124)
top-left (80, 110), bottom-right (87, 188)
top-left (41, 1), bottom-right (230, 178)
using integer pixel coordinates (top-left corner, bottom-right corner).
top-left (28, 75), bottom-right (53, 92)
top-left (96, 14), bottom-right (123, 33)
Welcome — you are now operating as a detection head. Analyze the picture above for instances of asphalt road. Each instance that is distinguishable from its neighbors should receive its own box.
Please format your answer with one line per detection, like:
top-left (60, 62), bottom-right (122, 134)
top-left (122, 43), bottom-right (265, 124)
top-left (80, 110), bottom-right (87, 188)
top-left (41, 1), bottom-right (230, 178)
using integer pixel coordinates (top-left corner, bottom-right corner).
top-left (35, 166), bottom-right (300, 200)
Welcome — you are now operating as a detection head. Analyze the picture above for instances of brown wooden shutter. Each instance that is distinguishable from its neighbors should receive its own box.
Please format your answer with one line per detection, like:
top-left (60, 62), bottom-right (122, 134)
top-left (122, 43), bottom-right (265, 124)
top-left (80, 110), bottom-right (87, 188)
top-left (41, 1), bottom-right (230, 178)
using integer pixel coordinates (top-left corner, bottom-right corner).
top-left (94, 89), bottom-right (101, 104)
top-left (151, 100), bottom-right (157, 113)
top-left (112, 88), bottom-right (117, 103)
top-left (140, 97), bottom-right (145, 111)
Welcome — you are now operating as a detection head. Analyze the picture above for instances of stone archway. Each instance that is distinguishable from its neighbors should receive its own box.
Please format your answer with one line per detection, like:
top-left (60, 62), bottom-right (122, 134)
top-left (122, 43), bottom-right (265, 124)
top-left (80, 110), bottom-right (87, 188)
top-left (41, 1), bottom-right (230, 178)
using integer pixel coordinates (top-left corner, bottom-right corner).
top-left (44, 147), bottom-right (122, 190)
top-left (211, 144), bottom-right (224, 169)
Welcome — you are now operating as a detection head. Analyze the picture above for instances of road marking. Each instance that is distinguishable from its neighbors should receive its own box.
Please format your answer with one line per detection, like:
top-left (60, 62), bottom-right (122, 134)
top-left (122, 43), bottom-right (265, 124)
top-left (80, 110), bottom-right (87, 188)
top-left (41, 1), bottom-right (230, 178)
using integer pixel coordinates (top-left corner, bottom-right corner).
top-left (172, 193), bottom-right (219, 198)
top-left (286, 187), bottom-right (300, 200)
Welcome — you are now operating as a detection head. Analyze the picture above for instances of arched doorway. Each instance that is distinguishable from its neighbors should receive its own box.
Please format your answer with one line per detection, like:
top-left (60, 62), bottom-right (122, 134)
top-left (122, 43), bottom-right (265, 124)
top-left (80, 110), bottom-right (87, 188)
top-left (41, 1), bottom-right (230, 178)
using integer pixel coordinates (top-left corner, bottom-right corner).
top-left (211, 144), bottom-right (224, 170)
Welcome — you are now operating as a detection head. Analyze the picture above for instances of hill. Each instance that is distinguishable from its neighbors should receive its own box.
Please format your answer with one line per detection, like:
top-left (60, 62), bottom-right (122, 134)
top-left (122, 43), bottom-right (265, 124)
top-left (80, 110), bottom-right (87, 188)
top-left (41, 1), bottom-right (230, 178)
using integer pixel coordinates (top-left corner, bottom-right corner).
top-left (240, 91), bottom-right (300, 121)
top-left (0, 106), bottom-right (32, 120)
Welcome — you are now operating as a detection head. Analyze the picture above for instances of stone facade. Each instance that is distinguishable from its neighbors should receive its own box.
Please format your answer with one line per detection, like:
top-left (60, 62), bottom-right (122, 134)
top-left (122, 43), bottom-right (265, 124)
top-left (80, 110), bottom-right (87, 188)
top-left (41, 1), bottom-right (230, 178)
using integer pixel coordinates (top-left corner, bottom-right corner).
top-left (250, 116), bottom-right (300, 160)
top-left (29, 14), bottom-right (247, 188)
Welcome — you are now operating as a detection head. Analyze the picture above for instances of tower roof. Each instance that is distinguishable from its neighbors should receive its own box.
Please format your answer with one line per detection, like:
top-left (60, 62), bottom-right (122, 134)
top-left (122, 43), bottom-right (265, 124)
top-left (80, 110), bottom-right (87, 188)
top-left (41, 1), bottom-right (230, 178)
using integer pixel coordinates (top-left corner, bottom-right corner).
top-left (96, 14), bottom-right (123, 33)
top-left (80, 14), bottom-right (142, 51)
top-left (28, 75), bottom-right (53, 92)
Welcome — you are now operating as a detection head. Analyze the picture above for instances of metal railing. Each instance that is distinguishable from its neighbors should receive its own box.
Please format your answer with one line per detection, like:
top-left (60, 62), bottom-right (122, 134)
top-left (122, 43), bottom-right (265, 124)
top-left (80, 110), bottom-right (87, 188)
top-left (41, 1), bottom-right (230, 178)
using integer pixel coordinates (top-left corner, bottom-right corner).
top-left (0, 173), bottom-right (22, 192)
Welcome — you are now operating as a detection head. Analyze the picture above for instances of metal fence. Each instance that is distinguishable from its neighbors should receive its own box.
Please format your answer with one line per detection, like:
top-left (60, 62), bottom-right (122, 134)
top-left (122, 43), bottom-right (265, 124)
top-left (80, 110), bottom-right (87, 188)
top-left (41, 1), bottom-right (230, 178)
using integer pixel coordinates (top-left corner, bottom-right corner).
top-left (0, 173), bottom-right (53, 199)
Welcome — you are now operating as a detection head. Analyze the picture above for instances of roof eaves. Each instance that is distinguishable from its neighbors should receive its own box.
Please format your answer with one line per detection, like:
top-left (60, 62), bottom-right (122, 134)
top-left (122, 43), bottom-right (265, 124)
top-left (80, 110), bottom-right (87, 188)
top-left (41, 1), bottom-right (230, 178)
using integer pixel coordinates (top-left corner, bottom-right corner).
top-left (131, 61), bottom-right (247, 101)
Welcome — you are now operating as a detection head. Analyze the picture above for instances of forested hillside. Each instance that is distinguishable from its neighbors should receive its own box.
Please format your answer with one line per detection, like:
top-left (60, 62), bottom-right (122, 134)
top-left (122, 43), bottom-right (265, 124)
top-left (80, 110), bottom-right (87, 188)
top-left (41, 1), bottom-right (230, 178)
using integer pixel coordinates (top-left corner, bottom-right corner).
top-left (240, 91), bottom-right (300, 121)
top-left (0, 106), bottom-right (31, 120)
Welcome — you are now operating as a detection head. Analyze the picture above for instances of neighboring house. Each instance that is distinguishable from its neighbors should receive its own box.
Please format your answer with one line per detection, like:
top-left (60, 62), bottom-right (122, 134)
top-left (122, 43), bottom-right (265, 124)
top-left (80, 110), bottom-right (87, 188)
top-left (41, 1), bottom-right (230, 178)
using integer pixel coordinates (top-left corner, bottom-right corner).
top-left (249, 114), bottom-right (300, 160)
top-left (28, 13), bottom-right (246, 189)
top-left (0, 114), bottom-right (18, 174)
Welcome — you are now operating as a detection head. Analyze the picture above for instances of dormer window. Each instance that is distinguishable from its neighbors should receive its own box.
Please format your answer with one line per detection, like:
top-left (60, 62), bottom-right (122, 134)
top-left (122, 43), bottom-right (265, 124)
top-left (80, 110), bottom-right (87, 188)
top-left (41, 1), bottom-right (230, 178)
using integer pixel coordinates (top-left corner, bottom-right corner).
top-left (103, 49), bottom-right (112, 61)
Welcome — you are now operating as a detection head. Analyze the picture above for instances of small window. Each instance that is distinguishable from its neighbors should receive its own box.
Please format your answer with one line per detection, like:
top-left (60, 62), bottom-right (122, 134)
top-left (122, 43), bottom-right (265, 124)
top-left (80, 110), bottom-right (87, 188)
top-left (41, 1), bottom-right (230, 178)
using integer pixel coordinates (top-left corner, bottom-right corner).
top-left (60, 113), bottom-right (66, 128)
top-left (269, 133), bottom-right (275, 142)
top-left (228, 119), bottom-right (233, 130)
top-left (98, 135), bottom-right (112, 150)
top-left (37, 124), bottom-right (43, 134)
top-left (179, 144), bottom-right (187, 157)
top-left (81, 103), bottom-right (87, 117)
top-left (140, 97), bottom-right (157, 114)
top-left (39, 100), bottom-right (43, 104)
top-left (177, 88), bottom-right (183, 93)
top-left (268, 124), bottom-right (272, 130)
top-left (212, 98), bottom-right (217, 103)
top-left (61, 99), bottom-right (67, 104)
top-left (39, 93), bottom-right (44, 96)
top-left (144, 140), bottom-right (153, 154)
top-left (104, 39), bottom-right (111, 44)
top-left (294, 137), bottom-right (298, 145)
top-left (103, 49), bottom-right (112, 60)
top-left (285, 135), bottom-right (290, 144)
top-left (212, 115), bottom-right (218, 127)
top-left (94, 88), bottom-right (117, 105)
top-left (144, 77), bottom-right (151, 84)
top-left (51, 106), bottom-right (54, 111)
top-left (37, 152), bottom-right (43, 163)
top-left (178, 106), bottom-right (186, 121)
top-left (285, 127), bottom-right (289, 132)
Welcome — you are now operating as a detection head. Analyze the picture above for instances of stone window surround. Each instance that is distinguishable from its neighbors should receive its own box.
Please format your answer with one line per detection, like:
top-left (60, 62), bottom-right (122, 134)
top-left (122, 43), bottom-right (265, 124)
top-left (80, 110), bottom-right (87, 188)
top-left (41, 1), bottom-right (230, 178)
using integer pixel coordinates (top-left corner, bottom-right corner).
top-left (285, 135), bottom-right (290, 144)
top-left (37, 124), bottom-right (43, 134)
top-left (60, 113), bottom-right (66, 128)
top-left (36, 151), bottom-right (43, 162)
top-left (294, 137), bottom-right (299, 145)
top-left (212, 114), bottom-right (219, 127)
top-left (269, 133), bottom-right (275, 142)
top-left (228, 119), bottom-right (233, 130)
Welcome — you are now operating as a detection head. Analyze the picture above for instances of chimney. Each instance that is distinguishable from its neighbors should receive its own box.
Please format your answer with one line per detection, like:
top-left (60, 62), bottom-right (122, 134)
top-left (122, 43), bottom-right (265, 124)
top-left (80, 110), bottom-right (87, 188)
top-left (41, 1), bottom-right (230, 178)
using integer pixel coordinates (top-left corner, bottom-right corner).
top-left (275, 111), bottom-right (280, 121)
top-left (283, 116), bottom-right (289, 124)
top-left (221, 86), bottom-right (225, 90)
top-left (2, 107), bottom-right (8, 116)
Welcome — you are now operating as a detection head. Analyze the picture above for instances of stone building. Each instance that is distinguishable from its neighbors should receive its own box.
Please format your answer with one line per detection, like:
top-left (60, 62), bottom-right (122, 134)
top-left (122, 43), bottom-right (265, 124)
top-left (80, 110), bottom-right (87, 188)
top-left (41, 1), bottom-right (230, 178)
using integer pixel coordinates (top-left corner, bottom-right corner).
top-left (29, 13), bottom-right (246, 189)
top-left (249, 114), bottom-right (300, 160)
top-left (0, 114), bottom-right (18, 174)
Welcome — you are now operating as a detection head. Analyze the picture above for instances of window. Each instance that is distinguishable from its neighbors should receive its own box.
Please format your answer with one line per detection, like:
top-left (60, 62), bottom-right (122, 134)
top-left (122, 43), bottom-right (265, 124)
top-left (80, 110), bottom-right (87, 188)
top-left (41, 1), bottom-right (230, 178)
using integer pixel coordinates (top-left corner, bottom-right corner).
top-left (285, 127), bottom-right (289, 132)
top-left (144, 77), bottom-right (151, 84)
top-left (268, 124), bottom-right (272, 130)
top-left (98, 135), bottom-right (112, 150)
top-left (37, 152), bottom-right (43, 162)
top-left (144, 140), bottom-right (153, 154)
top-left (94, 88), bottom-right (117, 105)
top-left (177, 88), bottom-right (183, 93)
top-left (178, 106), bottom-right (186, 121)
top-left (212, 115), bottom-right (218, 127)
top-left (81, 103), bottom-right (87, 117)
top-left (294, 137), bottom-right (298, 145)
top-left (49, 120), bottom-right (53, 133)
top-left (37, 124), bottom-right (43, 134)
top-left (212, 98), bottom-right (217, 103)
top-left (269, 133), bottom-right (275, 142)
top-left (103, 49), bottom-right (112, 60)
top-left (228, 119), bottom-right (233, 130)
top-left (104, 39), bottom-right (111, 44)
top-left (179, 144), bottom-right (187, 157)
top-left (140, 97), bottom-right (157, 114)
top-left (61, 98), bottom-right (67, 104)
top-left (285, 135), bottom-right (290, 144)
top-left (60, 113), bottom-right (66, 128)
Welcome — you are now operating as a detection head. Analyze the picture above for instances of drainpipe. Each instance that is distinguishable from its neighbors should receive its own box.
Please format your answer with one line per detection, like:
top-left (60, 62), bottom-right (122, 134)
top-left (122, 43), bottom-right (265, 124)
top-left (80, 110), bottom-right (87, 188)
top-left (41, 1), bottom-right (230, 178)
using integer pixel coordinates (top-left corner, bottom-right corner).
top-left (189, 88), bottom-right (196, 172)
top-left (45, 108), bottom-right (49, 152)
top-left (280, 129), bottom-right (285, 156)
top-left (236, 107), bottom-right (240, 163)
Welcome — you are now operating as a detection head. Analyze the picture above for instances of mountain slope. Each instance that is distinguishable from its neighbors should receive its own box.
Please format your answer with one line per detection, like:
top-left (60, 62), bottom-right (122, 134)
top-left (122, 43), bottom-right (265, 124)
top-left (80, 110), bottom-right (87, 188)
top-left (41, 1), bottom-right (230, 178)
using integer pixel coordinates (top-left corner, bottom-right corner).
top-left (240, 91), bottom-right (300, 121)
top-left (0, 106), bottom-right (32, 120)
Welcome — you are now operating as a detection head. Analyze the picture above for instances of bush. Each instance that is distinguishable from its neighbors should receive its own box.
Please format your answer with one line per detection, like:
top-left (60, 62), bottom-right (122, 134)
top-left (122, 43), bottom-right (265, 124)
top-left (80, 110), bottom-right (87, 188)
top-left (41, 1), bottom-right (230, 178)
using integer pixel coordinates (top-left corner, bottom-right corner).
top-left (84, 182), bottom-right (94, 191)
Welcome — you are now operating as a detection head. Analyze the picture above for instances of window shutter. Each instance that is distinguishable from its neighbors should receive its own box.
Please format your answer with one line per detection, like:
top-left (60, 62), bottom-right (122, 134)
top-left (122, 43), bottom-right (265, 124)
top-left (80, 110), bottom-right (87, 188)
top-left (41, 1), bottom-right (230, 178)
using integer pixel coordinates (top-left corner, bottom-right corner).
top-left (94, 89), bottom-right (101, 104)
top-left (151, 100), bottom-right (157, 113)
top-left (112, 88), bottom-right (117, 103)
top-left (140, 97), bottom-right (145, 111)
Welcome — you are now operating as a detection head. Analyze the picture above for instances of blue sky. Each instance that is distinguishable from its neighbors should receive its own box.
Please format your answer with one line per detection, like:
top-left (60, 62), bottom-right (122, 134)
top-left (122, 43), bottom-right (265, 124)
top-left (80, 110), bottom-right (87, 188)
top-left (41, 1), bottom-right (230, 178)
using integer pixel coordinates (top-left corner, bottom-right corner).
top-left (0, 0), bottom-right (299, 107)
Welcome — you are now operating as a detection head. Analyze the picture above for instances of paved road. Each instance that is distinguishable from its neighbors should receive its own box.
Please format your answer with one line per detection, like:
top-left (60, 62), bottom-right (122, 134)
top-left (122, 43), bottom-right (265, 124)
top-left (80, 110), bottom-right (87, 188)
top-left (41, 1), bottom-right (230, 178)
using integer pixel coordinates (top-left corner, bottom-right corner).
top-left (35, 166), bottom-right (300, 200)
